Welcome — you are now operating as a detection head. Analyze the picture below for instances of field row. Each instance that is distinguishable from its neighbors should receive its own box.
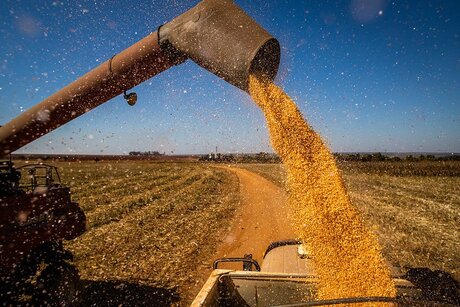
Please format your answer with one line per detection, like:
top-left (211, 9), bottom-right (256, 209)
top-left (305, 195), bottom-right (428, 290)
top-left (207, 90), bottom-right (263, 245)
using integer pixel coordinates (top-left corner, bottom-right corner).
top-left (52, 161), bottom-right (240, 304)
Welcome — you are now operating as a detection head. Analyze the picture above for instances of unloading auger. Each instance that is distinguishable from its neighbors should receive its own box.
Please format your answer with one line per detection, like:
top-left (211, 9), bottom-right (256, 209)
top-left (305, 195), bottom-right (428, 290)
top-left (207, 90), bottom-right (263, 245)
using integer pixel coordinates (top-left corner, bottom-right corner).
top-left (0, 0), bottom-right (280, 156)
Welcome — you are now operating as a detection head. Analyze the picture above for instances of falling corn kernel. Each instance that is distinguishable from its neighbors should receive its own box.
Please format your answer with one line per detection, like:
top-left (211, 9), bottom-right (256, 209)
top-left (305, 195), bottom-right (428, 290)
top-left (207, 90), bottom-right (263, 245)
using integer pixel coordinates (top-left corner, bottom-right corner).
top-left (249, 75), bottom-right (396, 302)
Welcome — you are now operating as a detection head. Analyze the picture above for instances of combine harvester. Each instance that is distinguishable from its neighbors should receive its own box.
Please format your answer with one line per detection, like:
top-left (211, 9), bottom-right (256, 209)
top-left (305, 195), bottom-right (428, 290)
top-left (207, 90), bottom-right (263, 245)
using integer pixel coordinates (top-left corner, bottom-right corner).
top-left (0, 0), bottom-right (457, 305)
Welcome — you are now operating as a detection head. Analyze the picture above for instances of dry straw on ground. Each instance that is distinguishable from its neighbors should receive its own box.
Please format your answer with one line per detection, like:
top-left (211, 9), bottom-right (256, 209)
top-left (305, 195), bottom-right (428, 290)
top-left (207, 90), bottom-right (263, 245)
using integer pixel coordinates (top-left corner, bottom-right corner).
top-left (56, 162), bottom-right (240, 304)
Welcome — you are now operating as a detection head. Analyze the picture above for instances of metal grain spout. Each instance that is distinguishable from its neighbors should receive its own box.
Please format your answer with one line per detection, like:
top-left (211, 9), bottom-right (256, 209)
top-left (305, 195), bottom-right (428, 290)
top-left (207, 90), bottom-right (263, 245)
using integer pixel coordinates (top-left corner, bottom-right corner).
top-left (160, 0), bottom-right (280, 92)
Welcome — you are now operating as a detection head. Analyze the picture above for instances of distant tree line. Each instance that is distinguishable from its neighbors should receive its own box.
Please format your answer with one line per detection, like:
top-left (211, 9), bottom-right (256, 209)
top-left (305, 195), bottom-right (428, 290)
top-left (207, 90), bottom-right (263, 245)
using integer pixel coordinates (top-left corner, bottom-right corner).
top-left (199, 152), bottom-right (281, 163)
top-left (128, 151), bottom-right (164, 156)
top-left (334, 153), bottom-right (460, 162)
top-left (200, 152), bottom-right (460, 163)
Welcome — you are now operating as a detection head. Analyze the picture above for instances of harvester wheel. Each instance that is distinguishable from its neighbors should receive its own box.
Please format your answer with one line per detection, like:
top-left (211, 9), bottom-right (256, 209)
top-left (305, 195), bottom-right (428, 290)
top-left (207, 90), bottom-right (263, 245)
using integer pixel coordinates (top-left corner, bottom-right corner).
top-left (33, 261), bottom-right (79, 306)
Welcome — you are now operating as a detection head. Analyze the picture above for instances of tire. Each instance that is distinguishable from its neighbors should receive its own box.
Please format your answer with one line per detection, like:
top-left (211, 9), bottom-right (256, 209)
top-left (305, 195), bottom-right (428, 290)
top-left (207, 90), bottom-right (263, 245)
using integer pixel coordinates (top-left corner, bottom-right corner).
top-left (33, 261), bottom-right (79, 306)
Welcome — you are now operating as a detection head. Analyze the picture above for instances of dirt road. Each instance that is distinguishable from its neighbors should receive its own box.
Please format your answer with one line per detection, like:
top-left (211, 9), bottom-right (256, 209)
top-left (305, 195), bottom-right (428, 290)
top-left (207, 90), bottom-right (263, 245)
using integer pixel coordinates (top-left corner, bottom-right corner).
top-left (213, 166), bottom-right (296, 264)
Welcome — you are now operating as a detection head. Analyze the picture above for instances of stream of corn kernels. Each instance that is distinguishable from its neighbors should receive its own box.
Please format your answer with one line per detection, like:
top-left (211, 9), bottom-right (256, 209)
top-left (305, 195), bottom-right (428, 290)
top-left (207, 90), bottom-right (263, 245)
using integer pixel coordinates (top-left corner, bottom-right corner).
top-left (249, 75), bottom-right (396, 302)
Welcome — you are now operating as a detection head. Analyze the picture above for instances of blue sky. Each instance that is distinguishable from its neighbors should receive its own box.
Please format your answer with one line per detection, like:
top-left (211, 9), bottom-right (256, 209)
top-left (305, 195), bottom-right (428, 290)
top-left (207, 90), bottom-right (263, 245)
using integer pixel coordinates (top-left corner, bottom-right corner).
top-left (1, 0), bottom-right (459, 154)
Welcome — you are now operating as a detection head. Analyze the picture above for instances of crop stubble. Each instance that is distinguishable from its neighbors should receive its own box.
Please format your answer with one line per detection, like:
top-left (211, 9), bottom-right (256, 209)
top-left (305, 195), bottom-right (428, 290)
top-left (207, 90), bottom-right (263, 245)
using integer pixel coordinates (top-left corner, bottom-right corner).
top-left (54, 161), bottom-right (240, 304)
top-left (21, 157), bottom-right (459, 304)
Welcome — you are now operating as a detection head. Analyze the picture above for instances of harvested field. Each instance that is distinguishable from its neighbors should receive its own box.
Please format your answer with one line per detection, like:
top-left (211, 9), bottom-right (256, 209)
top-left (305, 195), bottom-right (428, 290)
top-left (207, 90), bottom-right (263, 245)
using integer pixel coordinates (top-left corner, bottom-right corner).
top-left (12, 159), bottom-right (459, 304)
top-left (240, 161), bottom-right (460, 280)
top-left (17, 161), bottom-right (240, 305)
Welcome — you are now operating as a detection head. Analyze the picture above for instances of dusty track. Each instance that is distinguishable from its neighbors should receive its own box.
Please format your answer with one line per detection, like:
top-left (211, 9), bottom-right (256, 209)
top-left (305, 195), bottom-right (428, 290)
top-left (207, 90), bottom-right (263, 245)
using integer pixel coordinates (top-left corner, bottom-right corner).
top-left (213, 166), bottom-right (295, 265)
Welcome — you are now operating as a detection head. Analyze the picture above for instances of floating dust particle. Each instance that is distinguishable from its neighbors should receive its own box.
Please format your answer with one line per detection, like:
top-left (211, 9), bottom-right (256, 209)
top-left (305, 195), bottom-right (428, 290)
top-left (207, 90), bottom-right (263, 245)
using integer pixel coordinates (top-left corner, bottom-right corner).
top-left (249, 75), bottom-right (396, 301)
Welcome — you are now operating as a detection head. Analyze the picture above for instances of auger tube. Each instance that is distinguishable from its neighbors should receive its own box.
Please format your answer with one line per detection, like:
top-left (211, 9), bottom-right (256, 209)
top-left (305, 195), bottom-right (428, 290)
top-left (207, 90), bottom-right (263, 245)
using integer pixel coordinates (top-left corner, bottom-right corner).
top-left (0, 0), bottom-right (280, 156)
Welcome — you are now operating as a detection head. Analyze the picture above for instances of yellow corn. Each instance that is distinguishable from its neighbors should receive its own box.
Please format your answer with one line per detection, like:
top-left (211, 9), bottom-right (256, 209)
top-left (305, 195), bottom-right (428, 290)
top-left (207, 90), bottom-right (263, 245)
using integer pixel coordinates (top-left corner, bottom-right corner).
top-left (249, 75), bottom-right (396, 302)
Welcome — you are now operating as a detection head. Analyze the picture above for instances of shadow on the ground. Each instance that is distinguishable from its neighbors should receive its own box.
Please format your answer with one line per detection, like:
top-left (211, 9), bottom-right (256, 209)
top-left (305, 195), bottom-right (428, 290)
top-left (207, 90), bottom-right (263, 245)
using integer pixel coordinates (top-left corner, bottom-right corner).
top-left (404, 268), bottom-right (460, 306)
top-left (78, 280), bottom-right (180, 307)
